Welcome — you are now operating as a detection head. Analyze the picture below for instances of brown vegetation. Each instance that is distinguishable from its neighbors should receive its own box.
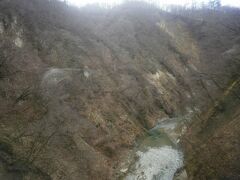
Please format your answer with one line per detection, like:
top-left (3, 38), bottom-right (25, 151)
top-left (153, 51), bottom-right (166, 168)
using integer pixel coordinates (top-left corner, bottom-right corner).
top-left (0, 0), bottom-right (239, 179)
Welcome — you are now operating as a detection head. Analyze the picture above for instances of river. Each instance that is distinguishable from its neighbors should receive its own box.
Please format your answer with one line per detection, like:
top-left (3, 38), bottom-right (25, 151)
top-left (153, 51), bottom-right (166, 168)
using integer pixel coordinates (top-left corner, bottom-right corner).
top-left (120, 116), bottom-right (189, 180)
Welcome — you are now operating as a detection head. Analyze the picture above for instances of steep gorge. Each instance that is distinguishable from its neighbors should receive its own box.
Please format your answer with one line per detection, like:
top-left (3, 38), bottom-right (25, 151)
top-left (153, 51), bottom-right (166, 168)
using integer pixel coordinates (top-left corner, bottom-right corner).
top-left (0, 0), bottom-right (239, 179)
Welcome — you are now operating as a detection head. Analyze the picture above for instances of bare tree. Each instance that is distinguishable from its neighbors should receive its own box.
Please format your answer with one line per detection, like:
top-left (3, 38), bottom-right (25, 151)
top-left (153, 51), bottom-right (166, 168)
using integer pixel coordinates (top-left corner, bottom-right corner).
top-left (208, 0), bottom-right (221, 10)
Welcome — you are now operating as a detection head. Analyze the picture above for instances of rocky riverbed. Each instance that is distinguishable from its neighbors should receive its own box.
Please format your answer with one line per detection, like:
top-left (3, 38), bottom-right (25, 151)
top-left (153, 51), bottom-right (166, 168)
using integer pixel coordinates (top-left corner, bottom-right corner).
top-left (119, 117), bottom-right (189, 180)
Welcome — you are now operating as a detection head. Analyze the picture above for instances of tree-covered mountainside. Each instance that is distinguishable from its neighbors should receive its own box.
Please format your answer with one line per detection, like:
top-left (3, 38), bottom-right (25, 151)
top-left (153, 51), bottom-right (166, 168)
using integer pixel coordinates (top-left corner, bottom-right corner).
top-left (0, 0), bottom-right (239, 179)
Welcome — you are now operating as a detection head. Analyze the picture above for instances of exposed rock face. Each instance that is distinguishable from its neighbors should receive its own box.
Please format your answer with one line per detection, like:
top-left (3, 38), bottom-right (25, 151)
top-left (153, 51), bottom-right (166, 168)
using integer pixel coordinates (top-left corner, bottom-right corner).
top-left (0, 0), bottom-right (239, 179)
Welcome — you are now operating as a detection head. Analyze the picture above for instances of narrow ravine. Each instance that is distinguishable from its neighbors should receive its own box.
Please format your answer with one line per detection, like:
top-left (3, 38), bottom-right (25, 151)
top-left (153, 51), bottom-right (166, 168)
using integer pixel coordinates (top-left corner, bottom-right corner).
top-left (121, 117), bottom-right (189, 180)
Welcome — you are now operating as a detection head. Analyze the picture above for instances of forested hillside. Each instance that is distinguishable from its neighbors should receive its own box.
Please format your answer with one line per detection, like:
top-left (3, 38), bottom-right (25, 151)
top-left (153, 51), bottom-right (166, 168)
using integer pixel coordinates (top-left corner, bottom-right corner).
top-left (0, 0), bottom-right (239, 179)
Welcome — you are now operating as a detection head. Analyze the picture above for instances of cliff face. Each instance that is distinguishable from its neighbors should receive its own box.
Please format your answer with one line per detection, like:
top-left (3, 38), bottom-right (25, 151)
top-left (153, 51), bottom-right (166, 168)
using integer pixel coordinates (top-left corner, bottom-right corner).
top-left (0, 0), bottom-right (239, 179)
